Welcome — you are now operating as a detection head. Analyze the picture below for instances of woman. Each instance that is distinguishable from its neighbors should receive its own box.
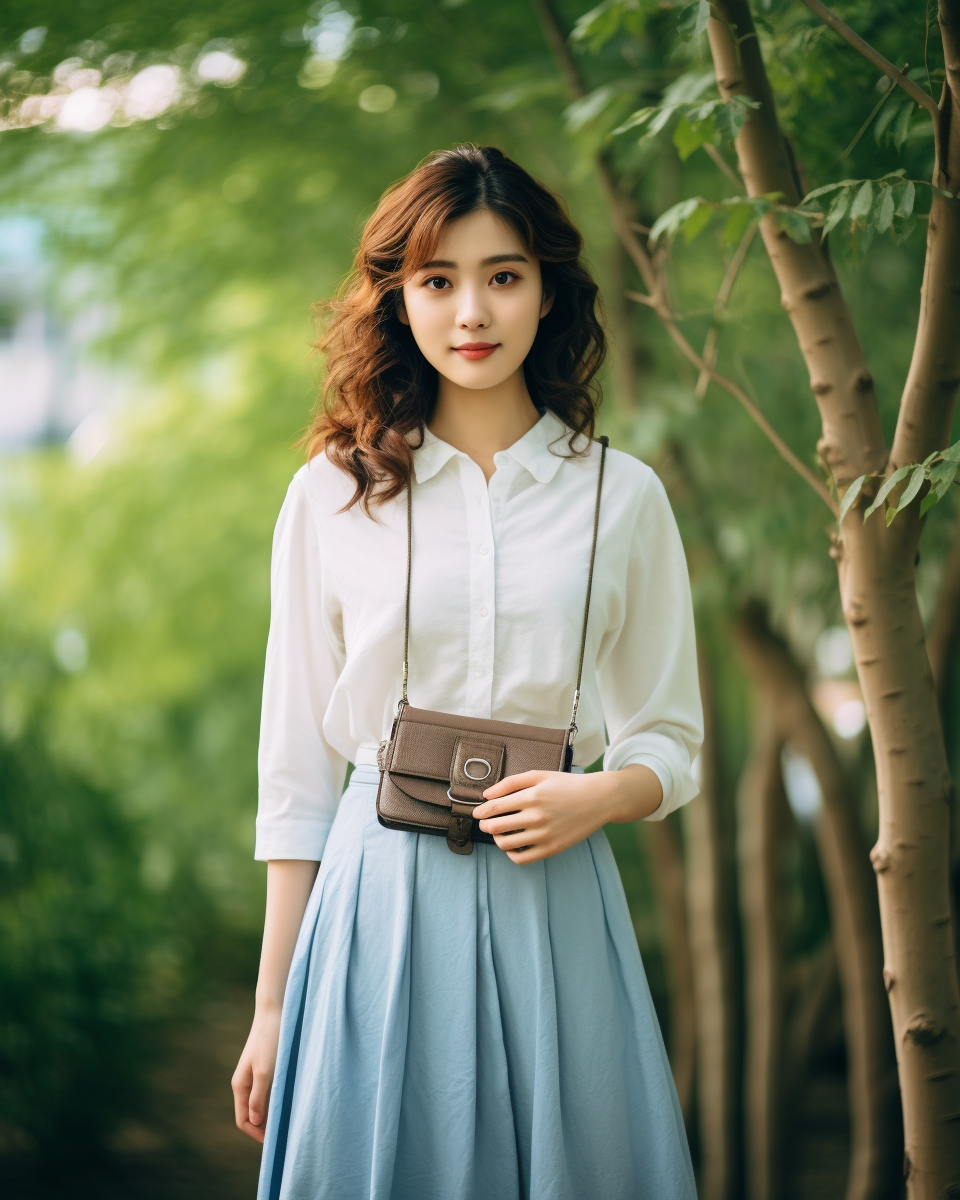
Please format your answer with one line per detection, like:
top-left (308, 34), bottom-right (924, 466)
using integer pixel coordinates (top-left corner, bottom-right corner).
top-left (233, 144), bottom-right (702, 1200)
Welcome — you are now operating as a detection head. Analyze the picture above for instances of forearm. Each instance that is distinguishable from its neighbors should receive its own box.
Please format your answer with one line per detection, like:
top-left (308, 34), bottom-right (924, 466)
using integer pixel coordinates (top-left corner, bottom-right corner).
top-left (599, 764), bottom-right (664, 823)
top-left (255, 859), bottom-right (320, 1013)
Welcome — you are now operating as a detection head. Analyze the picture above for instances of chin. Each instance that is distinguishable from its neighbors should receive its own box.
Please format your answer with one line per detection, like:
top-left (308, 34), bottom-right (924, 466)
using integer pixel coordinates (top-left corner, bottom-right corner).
top-left (441, 362), bottom-right (523, 391)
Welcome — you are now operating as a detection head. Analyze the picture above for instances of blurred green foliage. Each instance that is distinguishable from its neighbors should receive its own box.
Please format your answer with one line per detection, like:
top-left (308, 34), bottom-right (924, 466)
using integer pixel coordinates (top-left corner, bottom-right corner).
top-left (0, 0), bottom-right (954, 1164)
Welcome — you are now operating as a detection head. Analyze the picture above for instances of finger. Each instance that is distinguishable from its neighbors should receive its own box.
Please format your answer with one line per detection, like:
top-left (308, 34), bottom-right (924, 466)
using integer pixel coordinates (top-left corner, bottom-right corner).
top-left (506, 843), bottom-right (553, 865)
top-left (494, 829), bottom-right (546, 851)
top-left (474, 787), bottom-right (536, 820)
top-left (232, 1065), bottom-right (252, 1131)
top-left (237, 1117), bottom-right (267, 1144)
top-left (248, 1070), bottom-right (271, 1129)
top-left (479, 809), bottom-right (539, 836)
top-left (481, 771), bottom-right (545, 801)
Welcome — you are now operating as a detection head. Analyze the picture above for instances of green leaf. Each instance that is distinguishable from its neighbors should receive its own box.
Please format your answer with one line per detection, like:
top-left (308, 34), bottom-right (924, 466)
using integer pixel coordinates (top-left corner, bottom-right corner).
top-left (893, 102), bottom-right (912, 150)
top-left (648, 104), bottom-right (679, 137)
top-left (695, 0), bottom-right (711, 36)
top-left (673, 114), bottom-right (714, 160)
top-left (876, 186), bottom-right (895, 234)
top-left (863, 464), bottom-right (912, 520)
top-left (838, 474), bottom-right (867, 525)
top-left (778, 209), bottom-right (812, 243)
top-left (571, 0), bottom-right (644, 52)
top-left (564, 86), bottom-right (619, 132)
top-left (801, 179), bottom-right (856, 204)
top-left (721, 201), bottom-right (757, 246)
top-left (850, 180), bottom-right (874, 221)
top-left (920, 491), bottom-right (940, 516)
top-left (823, 188), bottom-right (851, 234)
top-left (893, 464), bottom-right (925, 513)
top-left (662, 69), bottom-right (716, 105)
top-left (681, 202), bottom-right (715, 243)
top-left (649, 197), bottom-right (702, 244)
top-left (611, 107), bottom-right (656, 137)
top-left (928, 458), bottom-right (959, 498)
top-left (893, 216), bottom-right (917, 244)
top-left (712, 95), bottom-right (759, 141)
top-left (895, 180), bottom-right (916, 218)
top-left (875, 96), bottom-right (904, 142)
top-left (940, 439), bottom-right (960, 463)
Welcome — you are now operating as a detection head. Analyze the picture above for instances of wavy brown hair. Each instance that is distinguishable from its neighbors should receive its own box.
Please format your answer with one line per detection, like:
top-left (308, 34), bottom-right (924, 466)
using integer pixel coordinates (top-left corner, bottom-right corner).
top-left (303, 144), bottom-right (606, 510)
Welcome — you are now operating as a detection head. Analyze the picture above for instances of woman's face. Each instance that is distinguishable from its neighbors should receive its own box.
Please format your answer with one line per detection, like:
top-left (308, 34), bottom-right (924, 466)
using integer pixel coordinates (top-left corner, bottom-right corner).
top-left (399, 208), bottom-right (552, 390)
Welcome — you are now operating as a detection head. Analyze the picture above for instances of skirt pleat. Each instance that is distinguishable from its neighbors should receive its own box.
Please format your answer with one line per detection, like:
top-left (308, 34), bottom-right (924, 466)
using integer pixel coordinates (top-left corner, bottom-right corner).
top-left (258, 766), bottom-right (697, 1200)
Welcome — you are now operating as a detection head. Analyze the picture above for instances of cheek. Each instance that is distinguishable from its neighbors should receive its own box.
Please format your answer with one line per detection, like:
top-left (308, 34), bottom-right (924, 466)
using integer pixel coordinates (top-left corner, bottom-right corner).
top-left (404, 293), bottom-right (448, 346)
top-left (499, 290), bottom-right (543, 344)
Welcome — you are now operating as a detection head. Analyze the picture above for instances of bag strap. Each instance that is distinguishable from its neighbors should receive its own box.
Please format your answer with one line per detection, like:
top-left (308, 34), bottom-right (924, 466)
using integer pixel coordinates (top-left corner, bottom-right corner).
top-left (400, 434), bottom-right (610, 744)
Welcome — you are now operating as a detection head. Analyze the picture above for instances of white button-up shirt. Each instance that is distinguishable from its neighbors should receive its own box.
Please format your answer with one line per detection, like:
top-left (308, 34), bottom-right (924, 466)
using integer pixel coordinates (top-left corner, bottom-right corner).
top-left (255, 412), bottom-right (702, 861)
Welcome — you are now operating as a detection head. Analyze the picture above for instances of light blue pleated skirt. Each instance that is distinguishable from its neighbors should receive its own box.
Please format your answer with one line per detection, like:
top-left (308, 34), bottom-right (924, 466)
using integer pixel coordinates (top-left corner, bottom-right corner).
top-left (258, 766), bottom-right (696, 1200)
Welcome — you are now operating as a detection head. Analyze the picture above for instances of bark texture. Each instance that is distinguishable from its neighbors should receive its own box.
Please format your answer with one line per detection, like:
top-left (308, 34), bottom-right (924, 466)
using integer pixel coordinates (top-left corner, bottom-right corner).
top-left (708, 5), bottom-right (960, 1191)
top-left (927, 517), bottom-right (960, 702)
top-left (682, 651), bottom-right (741, 1200)
top-left (736, 603), bottom-right (902, 1200)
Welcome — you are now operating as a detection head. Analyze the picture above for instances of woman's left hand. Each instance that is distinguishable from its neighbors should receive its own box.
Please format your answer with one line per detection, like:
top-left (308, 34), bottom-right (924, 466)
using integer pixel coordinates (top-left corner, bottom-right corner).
top-left (473, 764), bottom-right (663, 865)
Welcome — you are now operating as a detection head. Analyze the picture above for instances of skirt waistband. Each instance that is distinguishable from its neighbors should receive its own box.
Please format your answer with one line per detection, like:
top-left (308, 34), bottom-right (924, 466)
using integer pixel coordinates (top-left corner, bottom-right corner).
top-left (354, 743), bottom-right (380, 768)
top-left (348, 764), bottom-right (381, 787)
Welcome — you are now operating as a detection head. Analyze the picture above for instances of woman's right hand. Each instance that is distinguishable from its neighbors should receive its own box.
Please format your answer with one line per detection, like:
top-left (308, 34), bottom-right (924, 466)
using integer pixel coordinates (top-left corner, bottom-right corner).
top-left (232, 1006), bottom-right (282, 1143)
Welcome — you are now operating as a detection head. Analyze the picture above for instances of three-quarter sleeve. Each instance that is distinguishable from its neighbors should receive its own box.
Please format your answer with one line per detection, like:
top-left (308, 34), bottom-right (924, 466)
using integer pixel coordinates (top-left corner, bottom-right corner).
top-left (599, 470), bottom-right (703, 820)
top-left (255, 471), bottom-right (348, 861)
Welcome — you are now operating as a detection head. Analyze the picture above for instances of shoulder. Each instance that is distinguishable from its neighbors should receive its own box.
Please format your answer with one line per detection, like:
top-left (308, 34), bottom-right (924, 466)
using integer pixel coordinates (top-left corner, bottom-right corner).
top-left (571, 439), bottom-right (664, 507)
top-left (290, 450), bottom-right (364, 528)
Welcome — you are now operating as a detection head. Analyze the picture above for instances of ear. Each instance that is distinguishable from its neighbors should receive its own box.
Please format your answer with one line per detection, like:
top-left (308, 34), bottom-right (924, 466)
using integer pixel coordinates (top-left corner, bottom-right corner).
top-left (396, 291), bottom-right (410, 326)
top-left (539, 289), bottom-right (554, 320)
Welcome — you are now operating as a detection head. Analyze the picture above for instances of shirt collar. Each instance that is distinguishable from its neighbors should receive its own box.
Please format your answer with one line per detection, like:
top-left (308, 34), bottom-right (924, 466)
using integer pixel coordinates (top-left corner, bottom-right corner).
top-left (412, 410), bottom-right (578, 485)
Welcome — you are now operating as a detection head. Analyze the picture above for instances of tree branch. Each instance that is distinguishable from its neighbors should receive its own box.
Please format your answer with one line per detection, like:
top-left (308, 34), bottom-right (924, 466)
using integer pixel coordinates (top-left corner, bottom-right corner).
top-left (529, 0), bottom-right (834, 510)
top-left (735, 602), bottom-right (902, 1197)
top-left (626, 286), bottom-right (836, 510)
top-left (703, 141), bottom-right (745, 191)
top-left (696, 222), bottom-right (758, 400)
top-left (888, 2), bottom-right (960, 467)
top-left (708, 2), bottom-right (888, 486)
top-left (800, 0), bottom-right (940, 121)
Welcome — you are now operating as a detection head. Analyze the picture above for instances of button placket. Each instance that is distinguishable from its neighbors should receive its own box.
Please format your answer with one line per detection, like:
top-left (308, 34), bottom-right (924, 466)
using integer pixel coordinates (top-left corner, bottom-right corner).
top-left (460, 457), bottom-right (497, 718)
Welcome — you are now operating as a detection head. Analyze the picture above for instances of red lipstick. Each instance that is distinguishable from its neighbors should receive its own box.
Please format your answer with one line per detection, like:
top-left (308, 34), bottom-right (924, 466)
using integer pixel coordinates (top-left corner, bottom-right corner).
top-left (454, 342), bottom-right (500, 360)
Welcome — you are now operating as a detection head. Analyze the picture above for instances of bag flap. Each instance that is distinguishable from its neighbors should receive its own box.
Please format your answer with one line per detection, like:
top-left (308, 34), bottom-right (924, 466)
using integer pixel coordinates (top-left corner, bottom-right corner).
top-left (387, 706), bottom-right (568, 788)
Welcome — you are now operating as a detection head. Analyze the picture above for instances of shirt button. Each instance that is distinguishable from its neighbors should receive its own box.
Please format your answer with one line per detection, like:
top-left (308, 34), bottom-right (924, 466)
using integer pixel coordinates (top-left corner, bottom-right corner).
top-left (480, 606), bottom-right (488, 617)
top-left (479, 545), bottom-right (489, 555)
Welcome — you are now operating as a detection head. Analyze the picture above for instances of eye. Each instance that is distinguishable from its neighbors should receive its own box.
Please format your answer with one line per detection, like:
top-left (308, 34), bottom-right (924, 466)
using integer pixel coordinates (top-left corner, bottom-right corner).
top-left (424, 276), bottom-right (451, 290)
top-left (492, 271), bottom-right (518, 286)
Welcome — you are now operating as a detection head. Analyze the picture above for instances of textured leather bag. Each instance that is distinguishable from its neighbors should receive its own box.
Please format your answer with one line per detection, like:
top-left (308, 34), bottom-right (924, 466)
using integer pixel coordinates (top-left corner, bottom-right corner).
top-left (376, 435), bottom-right (608, 854)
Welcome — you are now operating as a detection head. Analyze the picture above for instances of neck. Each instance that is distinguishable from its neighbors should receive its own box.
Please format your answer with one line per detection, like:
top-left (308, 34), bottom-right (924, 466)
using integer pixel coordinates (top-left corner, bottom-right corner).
top-left (428, 367), bottom-right (541, 481)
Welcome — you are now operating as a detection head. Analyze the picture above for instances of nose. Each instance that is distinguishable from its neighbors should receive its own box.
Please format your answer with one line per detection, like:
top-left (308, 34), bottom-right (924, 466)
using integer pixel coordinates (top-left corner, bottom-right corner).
top-left (456, 282), bottom-right (491, 331)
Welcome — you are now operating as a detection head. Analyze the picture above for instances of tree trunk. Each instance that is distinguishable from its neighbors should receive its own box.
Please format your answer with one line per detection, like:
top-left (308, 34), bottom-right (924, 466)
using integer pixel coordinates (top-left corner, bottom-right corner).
top-left (682, 649), bottom-right (741, 1200)
top-left (927, 515), bottom-right (960, 703)
top-left (926, 514), bottom-right (960, 992)
top-left (736, 602), bottom-right (902, 1200)
top-left (708, 5), bottom-right (960, 1191)
top-left (642, 817), bottom-right (696, 1124)
top-left (737, 719), bottom-right (788, 1200)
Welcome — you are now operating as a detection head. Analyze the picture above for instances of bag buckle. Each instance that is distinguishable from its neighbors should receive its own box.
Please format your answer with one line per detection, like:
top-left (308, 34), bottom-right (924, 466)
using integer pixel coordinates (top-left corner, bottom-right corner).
top-left (445, 793), bottom-right (475, 855)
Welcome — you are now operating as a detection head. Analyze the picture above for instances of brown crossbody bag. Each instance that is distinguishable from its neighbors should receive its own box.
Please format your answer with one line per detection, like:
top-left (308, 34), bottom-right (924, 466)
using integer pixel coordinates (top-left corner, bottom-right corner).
top-left (375, 435), bottom-right (609, 854)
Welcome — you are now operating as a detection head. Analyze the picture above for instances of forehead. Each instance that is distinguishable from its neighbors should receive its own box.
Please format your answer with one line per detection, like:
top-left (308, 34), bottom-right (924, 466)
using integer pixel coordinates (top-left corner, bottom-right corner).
top-left (419, 208), bottom-right (531, 266)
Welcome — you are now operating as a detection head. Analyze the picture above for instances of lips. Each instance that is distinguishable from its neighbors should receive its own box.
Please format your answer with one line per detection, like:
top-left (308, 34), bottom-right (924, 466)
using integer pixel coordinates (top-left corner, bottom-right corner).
top-left (454, 342), bottom-right (500, 360)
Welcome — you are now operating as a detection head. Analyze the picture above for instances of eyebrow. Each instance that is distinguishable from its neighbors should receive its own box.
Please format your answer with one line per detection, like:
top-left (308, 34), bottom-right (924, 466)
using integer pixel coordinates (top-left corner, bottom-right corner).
top-left (417, 253), bottom-right (530, 269)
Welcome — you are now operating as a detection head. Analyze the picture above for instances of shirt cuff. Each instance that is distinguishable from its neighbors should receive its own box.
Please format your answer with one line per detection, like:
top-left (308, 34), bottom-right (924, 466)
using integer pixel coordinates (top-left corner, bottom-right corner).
top-left (254, 816), bottom-right (332, 862)
top-left (605, 736), bottom-right (699, 821)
